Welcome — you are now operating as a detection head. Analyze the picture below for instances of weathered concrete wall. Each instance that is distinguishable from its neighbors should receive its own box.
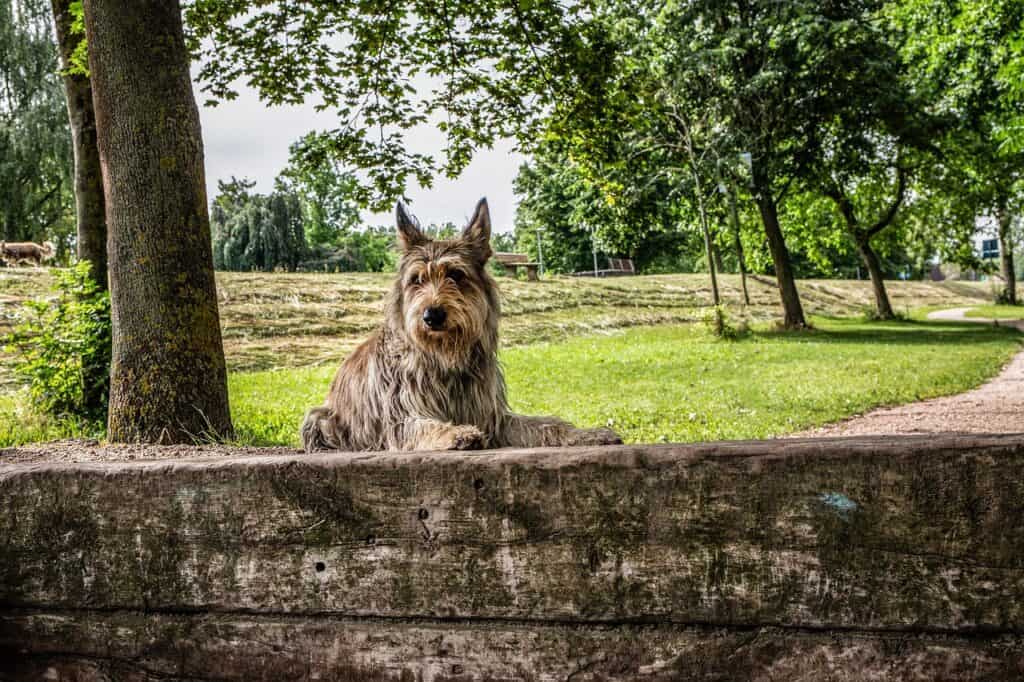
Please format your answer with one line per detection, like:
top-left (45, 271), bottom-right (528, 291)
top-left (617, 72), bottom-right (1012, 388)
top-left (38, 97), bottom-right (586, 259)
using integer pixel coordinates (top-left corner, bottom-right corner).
top-left (2, 434), bottom-right (1024, 680)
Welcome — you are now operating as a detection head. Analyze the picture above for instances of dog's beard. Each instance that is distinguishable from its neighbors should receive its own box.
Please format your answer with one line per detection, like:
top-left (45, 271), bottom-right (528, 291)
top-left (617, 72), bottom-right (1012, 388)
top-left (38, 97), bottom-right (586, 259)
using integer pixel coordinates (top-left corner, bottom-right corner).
top-left (403, 300), bottom-right (485, 370)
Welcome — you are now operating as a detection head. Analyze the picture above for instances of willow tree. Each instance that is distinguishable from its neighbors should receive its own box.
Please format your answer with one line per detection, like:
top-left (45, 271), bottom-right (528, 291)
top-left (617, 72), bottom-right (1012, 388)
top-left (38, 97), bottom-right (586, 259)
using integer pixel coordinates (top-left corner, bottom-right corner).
top-left (0, 0), bottom-right (72, 244)
top-left (83, 0), bottom-right (232, 442)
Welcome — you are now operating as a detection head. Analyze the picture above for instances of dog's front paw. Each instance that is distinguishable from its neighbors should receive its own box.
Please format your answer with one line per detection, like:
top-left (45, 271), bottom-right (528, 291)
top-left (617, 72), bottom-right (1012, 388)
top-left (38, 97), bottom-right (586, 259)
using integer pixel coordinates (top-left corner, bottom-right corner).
top-left (567, 427), bottom-right (623, 446)
top-left (445, 425), bottom-right (486, 451)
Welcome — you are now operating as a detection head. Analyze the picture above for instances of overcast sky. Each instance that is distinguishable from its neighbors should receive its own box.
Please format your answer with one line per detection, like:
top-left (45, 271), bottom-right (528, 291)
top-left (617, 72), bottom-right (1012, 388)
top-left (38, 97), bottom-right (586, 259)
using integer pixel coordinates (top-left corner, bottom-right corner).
top-left (197, 84), bottom-right (526, 234)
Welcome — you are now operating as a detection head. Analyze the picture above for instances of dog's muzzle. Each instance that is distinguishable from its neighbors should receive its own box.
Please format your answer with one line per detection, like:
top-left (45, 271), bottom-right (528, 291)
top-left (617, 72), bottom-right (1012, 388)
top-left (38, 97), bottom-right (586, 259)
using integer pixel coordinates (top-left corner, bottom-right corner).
top-left (423, 306), bottom-right (447, 330)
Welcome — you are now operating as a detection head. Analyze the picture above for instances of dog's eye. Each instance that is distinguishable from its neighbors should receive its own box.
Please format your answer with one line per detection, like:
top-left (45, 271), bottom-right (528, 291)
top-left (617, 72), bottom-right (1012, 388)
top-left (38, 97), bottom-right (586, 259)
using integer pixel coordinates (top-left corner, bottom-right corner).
top-left (408, 273), bottom-right (423, 287)
top-left (447, 268), bottom-right (465, 283)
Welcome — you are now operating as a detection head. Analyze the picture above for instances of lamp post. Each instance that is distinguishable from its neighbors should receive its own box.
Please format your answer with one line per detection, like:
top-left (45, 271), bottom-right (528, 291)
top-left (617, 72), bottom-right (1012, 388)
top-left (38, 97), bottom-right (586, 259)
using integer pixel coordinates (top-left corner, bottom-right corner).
top-left (717, 160), bottom-right (751, 306)
top-left (536, 227), bottom-right (544, 277)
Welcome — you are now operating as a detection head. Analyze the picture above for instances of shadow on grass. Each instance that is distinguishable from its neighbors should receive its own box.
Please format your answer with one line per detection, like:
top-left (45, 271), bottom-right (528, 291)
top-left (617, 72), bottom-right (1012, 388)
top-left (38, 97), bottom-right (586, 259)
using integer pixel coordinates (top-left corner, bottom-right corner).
top-left (750, 316), bottom-right (1023, 347)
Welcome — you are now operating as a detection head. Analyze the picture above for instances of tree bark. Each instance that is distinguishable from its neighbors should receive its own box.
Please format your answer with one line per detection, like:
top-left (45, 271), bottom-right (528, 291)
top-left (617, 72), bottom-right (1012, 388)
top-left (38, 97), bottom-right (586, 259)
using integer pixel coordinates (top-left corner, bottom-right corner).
top-left (996, 196), bottom-right (1017, 306)
top-left (697, 209), bottom-right (721, 307)
top-left (51, 0), bottom-right (107, 289)
top-left (726, 183), bottom-right (751, 305)
top-left (680, 129), bottom-right (720, 309)
top-left (84, 0), bottom-right (233, 442)
top-left (826, 169), bottom-right (905, 321)
top-left (857, 239), bottom-right (895, 319)
top-left (711, 235), bottom-right (726, 275)
top-left (52, 0), bottom-right (109, 417)
top-left (751, 166), bottom-right (806, 328)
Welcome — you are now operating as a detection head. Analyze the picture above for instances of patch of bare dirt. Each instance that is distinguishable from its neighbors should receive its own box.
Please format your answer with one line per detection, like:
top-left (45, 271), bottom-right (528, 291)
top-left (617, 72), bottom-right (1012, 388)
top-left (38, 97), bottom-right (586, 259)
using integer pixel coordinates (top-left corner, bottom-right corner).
top-left (1, 439), bottom-right (298, 465)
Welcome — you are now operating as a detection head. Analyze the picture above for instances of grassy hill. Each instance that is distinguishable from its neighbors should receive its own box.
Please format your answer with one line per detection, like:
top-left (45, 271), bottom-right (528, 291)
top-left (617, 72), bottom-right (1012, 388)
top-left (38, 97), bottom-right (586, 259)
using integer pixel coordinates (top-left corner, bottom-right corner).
top-left (0, 268), bottom-right (998, 382)
top-left (1, 268), bottom-right (1016, 448)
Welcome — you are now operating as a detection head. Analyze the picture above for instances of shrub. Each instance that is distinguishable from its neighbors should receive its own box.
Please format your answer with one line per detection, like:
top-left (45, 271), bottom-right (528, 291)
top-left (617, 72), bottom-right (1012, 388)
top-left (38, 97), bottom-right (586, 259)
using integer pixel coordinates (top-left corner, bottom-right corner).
top-left (703, 305), bottom-right (750, 340)
top-left (4, 262), bottom-right (111, 421)
top-left (993, 288), bottom-right (1020, 305)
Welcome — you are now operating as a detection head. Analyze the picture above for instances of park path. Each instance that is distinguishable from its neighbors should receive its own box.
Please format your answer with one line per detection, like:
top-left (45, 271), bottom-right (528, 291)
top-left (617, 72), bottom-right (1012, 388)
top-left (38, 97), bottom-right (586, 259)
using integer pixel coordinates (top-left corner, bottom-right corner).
top-left (795, 307), bottom-right (1024, 437)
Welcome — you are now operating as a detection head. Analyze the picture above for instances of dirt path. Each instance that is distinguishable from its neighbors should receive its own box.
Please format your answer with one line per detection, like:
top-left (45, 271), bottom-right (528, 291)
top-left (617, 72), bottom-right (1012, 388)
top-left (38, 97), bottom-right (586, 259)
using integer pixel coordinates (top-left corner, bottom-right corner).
top-left (796, 307), bottom-right (1024, 437)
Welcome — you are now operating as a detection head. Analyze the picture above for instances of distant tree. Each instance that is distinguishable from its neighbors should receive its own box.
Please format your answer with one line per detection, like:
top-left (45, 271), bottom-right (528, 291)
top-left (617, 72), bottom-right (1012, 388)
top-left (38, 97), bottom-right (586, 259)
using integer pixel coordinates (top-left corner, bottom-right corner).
top-left (801, 28), bottom-right (943, 319)
top-left (513, 157), bottom-right (603, 275)
top-left (335, 227), bottom-right (398, 272)
top-left (268, 191), bottom-right (306, 272)
top-left (425, 222), bottom-right (459, 241)
top-left (490, 231), bottom-right (517, 255)
top-left (278, 133), bottom-right (362, 248)
top-left (894, 0), bottom-right (1024, 303)
top-left (513, 138), bottom-right (691, 276)
top-left (644, 0), bottom-right (920, 328)
top-left (0, 0), bottom-right (74, 250)
top-left (211, 178), bottom-right (306, 272)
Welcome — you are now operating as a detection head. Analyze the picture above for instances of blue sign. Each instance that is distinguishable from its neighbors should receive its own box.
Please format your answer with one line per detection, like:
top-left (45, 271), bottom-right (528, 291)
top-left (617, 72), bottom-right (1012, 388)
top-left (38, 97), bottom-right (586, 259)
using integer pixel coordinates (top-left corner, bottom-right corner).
top-left (982, 239), bottom-right (999, 259)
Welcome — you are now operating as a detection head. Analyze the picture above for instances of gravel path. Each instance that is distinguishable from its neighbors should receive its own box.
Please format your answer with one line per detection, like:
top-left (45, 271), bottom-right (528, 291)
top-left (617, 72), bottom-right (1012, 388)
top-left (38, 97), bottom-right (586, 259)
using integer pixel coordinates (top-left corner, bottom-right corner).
top-left (795, 307), bottom-right (1024, 437)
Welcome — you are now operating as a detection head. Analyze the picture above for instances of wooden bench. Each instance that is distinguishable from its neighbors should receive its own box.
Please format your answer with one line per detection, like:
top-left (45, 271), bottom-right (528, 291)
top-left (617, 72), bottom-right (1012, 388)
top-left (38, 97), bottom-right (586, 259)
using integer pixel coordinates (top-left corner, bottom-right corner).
top-left (494, 252), bottom-right (539, 281)
top-left (572, 256), bottom-right (637, 277)
top-left (606, 257), bottom-right (635, 275)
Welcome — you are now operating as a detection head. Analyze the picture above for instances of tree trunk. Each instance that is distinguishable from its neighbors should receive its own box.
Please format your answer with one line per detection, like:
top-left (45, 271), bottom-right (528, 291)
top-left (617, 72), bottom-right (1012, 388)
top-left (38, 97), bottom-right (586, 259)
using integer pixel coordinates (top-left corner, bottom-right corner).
top-left (693, 194), bottom-right (720, 307)
top-left (726, 185), bottom-right (750, 305)
top-left (856, 238), bottom-right (895, 320)
top-left (84, 0), bottom-right (233, 443)
top-left (52, 0), bottom-right (107, 289)
top-left (751, 168), bottom-right (806, 328)
top-left (52, 0), bottom-right (109, 417)
top-left (711, 236), bottom-right (726, 275)
top-left (996, 197), bottom-right (1017, 305)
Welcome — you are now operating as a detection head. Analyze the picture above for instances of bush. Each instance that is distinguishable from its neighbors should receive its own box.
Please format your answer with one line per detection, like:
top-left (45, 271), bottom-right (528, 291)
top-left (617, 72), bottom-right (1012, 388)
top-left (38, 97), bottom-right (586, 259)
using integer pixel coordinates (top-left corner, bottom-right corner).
top-left (993, 288), bottom-right (1020, 305)
top-left (4, 262), bottom-right (111, 421)
top-left (703, 305), bottom-right (750, 340)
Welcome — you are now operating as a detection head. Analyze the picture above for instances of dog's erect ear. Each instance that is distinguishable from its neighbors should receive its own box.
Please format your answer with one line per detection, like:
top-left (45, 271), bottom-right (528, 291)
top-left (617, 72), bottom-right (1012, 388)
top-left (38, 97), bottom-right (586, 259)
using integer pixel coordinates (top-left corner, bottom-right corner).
top-left (462, 197), bottom-right (492, 262)
top-left (395, 201), bottom-right (427, 251)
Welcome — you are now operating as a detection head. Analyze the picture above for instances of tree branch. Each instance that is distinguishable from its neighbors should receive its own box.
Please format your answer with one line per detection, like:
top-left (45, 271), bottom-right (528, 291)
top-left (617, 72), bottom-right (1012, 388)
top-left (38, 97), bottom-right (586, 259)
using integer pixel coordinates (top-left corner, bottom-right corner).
top-left (865, 166), bottom-right (908, 238)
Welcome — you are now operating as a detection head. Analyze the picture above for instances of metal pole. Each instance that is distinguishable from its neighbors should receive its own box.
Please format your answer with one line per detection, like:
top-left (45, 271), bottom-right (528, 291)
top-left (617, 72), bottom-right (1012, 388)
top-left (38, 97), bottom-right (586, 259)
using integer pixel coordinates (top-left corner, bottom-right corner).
top-left (591, 223), bottom-right (599, 277)
top-left (536, 228), bottom-right (544, 277)
top-left (718, 161), bottom-right (750, 306)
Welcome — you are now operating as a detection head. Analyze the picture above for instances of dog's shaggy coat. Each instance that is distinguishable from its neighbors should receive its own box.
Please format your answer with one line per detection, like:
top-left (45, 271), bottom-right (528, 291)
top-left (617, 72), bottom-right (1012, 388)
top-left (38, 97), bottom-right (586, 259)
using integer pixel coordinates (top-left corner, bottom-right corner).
top-left (301, 198), bottom-right (621, 452)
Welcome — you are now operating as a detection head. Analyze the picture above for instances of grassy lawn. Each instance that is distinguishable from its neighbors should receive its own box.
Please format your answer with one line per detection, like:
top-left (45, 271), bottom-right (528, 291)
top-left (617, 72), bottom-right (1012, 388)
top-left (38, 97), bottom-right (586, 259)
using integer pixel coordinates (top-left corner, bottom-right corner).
top-left (0, 392), bottom-right (103, 447)
top-left (1, 268), bottom-right (995, 390)
top-left (225, 316), bottom-right (1021, 447)
top-left (2, 316), bottom-right (1018, 449)
top-left (964, 304), bottom-right (1024, 320)
top-left (1, 268), bottom-right (1016, 449)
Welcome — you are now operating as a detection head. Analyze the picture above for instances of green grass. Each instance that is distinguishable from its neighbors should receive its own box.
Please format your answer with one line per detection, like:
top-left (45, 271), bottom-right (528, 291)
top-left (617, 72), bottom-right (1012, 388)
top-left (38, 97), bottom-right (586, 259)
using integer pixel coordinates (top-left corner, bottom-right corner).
top-left (3, 316), bottom-right (1018, 448)
top-left (1, 267), bottom-right (1016, 448)
top-left (2, 268), bottom-right (996, 388)
top-left (223, 316), bottom-right (1020, 447)
top-left (964, 304), bottom-right (1024, 320)
top-left (0, 392), bottom-right (104, 446)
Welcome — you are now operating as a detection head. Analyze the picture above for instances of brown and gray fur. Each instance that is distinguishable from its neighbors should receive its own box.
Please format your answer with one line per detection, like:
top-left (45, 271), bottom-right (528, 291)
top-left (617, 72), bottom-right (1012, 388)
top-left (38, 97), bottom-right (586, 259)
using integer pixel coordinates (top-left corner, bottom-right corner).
top-left (0, 241), bottom-right (55, 267)
top-left (301, 198), bottom-right (621, 452)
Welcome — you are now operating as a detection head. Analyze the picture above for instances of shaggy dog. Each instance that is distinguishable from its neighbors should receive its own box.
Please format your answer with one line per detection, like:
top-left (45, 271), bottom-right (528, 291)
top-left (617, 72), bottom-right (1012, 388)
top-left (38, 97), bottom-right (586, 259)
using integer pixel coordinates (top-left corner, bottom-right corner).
top-left (301, 198), bottom-right (621, 452)
top-left (0, 241), bottom-right (55, 267)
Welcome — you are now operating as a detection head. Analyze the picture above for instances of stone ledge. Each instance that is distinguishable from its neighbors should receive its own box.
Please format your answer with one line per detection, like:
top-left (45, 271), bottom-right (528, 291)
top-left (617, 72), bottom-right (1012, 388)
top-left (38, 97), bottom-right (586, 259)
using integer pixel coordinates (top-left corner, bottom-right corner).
top-left (4, 609), bottom-right (1023, 681)
top-left (3, 434), bottom-right (1024, 679)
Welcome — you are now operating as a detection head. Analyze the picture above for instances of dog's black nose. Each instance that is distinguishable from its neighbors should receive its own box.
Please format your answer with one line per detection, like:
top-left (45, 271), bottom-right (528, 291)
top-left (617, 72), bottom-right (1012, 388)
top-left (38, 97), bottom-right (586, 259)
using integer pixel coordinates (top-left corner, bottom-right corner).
top-left (423, 306), bottom-right (447, 330)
